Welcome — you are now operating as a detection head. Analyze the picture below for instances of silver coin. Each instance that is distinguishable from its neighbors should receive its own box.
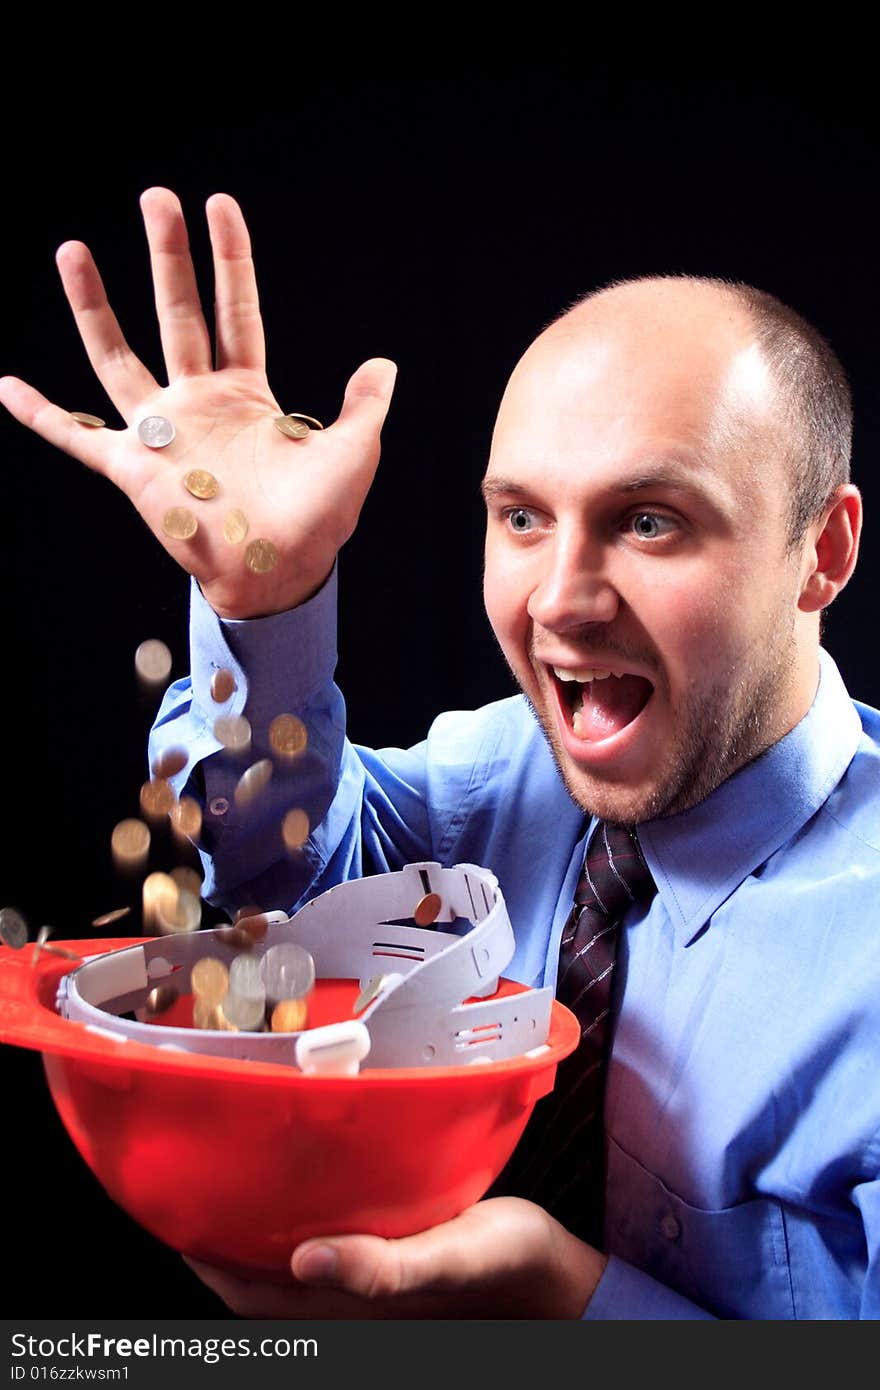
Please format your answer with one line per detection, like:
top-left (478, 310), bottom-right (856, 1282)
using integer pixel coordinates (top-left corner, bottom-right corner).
top-left (0, 907), bottom-right (28, 950)
top-left (137, 415), bottom-right (176, 448)
top-left (353, 973), bottom-right (393, 1015)
top-left (213, 714), bottom-right (252, 753)
top-left (221, 989), bottom-right (266, 1031)
top-left (228, 953), bottom-right (265, 1002)
top-left (260, 942), bottom-right (316, 1005)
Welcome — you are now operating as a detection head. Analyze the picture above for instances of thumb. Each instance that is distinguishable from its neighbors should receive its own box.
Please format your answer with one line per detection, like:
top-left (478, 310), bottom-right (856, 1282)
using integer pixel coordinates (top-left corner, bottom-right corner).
top-left (291, 1234), bottom-right (411, 1299)
top-left (335, 357), bottom-right (398, 436)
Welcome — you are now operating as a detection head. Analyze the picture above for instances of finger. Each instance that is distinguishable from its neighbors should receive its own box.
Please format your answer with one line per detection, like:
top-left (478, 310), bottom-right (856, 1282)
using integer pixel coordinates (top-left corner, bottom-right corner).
top-left (140, 187), bottom-right (213, 379)
top-left (206, 193), bottom-right (266, 373)
top-left (55, 241), bottom-right (160, 419)
top-left (0, 375), bottom-right (119, 477)
top-left (291, 1217), bottom-right (488, 1302)
top-left (333, 358), bottom-right (398, 440)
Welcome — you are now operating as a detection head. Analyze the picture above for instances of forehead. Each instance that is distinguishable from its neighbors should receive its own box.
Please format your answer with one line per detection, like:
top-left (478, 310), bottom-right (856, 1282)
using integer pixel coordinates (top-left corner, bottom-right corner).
top-left (486, 300), bottom-right (781, 503)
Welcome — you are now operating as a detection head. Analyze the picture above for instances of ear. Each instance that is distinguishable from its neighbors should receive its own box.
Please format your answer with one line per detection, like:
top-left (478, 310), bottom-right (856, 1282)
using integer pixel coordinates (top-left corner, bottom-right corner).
top-left (797, 485), bottom-right (862, 614)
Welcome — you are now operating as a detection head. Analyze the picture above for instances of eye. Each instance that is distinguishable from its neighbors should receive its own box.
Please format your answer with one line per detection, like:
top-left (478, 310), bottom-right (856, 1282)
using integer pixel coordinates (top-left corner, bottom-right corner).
top-left (627, 512), bottom-right (679, 541)
top-left (505, 507), bottom-right (538, 534)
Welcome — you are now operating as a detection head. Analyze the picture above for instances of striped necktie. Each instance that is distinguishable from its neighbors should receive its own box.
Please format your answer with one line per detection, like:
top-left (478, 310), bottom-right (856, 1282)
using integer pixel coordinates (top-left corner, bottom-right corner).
top-left (487, 820), bottom-right (656, 1244)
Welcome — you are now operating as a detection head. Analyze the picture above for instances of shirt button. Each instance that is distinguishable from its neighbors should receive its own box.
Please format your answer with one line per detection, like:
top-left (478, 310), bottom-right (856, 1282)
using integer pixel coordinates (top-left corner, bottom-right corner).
top-left (209, 797), bottom-right (229, 817)
top-left (660, 1213), bottom-right (681, 1241)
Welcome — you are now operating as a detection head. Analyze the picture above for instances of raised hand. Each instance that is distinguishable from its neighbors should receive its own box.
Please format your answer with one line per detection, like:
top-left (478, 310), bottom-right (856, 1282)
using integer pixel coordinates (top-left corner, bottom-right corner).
top-left (0, 188), bottom-right (397, 618)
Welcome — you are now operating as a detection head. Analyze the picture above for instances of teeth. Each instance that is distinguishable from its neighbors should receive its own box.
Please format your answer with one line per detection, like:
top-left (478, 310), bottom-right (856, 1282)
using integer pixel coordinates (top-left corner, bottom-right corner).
top-left (553, 665), bottom-right (613, 683)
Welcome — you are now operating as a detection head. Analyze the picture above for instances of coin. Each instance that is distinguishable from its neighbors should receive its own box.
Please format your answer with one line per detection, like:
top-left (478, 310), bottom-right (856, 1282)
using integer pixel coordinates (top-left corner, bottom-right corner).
top-left (215, 925), bottom-right (254, 951)
top-left (91, 906), bottom-right (132, 928)
top-left (151, 746), bottom-right (188, 779)
top-left (40, 943), bottom-right (82, 962)
top-left (271, 998), bottom-right (308, 1032)
top-left (282, 412), bottom-right (324, 432)
top-left (191, 957), bottom-right (229, 1008)
top-left (70, 412), bottom-right (105, 428)
top-left (353, 973), bottom-right (393, 1015)
top-left (210, 668), bottom-right (237, 703)
top-left (139, 777), bottom-right (177, 821)
top-left (234, 911), bottom-right (269, 942)
top-left (142, 872), bottom-right (179, 930)
top-left (170, 866), bottom-right (203, 897)
top-left (414, 892), bottom-right (442, 927)
top-left (244, 539), bottom-right (279, 574)
top-left (273, 416), bottom-right (311, 440)
top-left (0, 907), bottom-right (28, 950)
top-left (261, 942), bottom-right (315, 1005)
top-left (221, 990), bottom-right (266, 1031)
top-left (222, 510), bottom-right (249, 546)
top-left (138, 415), bottom-right (176, 448)
top-left (162, 507), bottom-right (198, 541)
top-left (146, 985), bottom-right (179, 1016)
top-left (268, 713), bottom-right (307, 759)
top-left (213, 714), bottom-right (252, 752)
top-left (234, 758), bottom-right (273, 807)
top-left (281, 808), bottom-right (309, 851)
top-left (170, 796), bottom-right (202, 840)
top-left (229, 954), bottom-right (265, 1000)
top-left (182, 469), bottom-right (219, 501)
top-left (111, 819), bottom-right (151, 871)
top-left (156, 888), bottom-right (201, 936)
top-left (135, 639), bottom-right (172, 685)
top-left (193, 999), bottom-right (227, 1030)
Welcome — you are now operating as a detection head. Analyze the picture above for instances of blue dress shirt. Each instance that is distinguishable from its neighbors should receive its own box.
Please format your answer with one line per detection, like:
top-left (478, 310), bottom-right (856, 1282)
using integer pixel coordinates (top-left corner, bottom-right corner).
top-left (150, 565), bottom-right (880, 1320)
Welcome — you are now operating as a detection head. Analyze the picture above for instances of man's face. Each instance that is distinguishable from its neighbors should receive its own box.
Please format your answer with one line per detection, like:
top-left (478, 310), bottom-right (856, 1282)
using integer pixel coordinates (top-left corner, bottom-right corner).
top-left (482, 288), bottom-right (817, 824)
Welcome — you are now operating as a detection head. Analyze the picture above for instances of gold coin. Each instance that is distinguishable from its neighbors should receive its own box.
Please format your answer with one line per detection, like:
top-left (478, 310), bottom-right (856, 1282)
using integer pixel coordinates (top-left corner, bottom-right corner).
top-left (271, 998), bottom-right (308, 1032)
top-left (162, 507), bottom-right (198, 541)
top-left (210, 668), bottom-right (237, 703)
top-left (236, 911), bottom-right (269, 942)
top-left (146, 985), bottom-right (179, 1016)
top-left (70, 411), bottom-right (105, 428)
top-left (171, 866), bottom-right (203, 897)
top-left (151, 745), bottom-right (188, 779)
top-left (134, 639), bottom-right (173, 685)
top-left (170, 796), bottom-right (202, 840)
top-left (285, 413), bottom-right (324, 431)
top-left (40, 943), bottom-right (82, 962)
top-left (281, 808), bottom-right (310, 850)
top-left (213, 714), bottom-right (252, 752)
top-left (183, 469), bottom-right (219, 500)
top-left (91, 906), bottom-right (132, 928)
top-left (139, 778), bottom-right (177, 821)
top-left (273, 416), bottom-right (311, 440)
top-left (223, 510), bottom-right (250, 545)
top-left (142, 872), bottom-right (179, 931)
top-left (156, 888), bottom-right (201, 936)
top-left (414, 892), bottom-right (443, 927)
top-left (268, 713), bottom-right (308, 759)
top-left (193, 999), bottom-right (226, 1030)
top-left (111, 818), bottom-right (151, 870)
top-left (191, 956), bottom-right (229, 1007)
top-left (234, 758), bottom-right (273, 807)
top-left (215, 925), bottom-right (255, 951)
top-left (244, 539), bottom-right (279, 574)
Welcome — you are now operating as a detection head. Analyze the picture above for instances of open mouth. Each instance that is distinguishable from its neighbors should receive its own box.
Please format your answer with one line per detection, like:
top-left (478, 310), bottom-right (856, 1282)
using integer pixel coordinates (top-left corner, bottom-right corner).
top-left (550, 664), bottom-right (654, 743)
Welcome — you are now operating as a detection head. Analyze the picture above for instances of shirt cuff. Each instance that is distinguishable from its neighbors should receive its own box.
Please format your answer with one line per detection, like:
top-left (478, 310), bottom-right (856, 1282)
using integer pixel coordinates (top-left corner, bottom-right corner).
top-left (582, 1255), bottom-right (716, 1320)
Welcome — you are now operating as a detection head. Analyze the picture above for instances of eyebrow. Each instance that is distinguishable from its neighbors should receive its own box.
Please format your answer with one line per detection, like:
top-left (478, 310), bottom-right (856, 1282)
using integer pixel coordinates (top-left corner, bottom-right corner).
top-left (481, 462), bottom-right (715, 504)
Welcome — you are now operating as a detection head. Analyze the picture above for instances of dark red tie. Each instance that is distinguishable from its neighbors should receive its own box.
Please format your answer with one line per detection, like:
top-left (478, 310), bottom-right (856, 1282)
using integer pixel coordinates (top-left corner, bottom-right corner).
top-left (487, 820), bottom-right (656, 1244)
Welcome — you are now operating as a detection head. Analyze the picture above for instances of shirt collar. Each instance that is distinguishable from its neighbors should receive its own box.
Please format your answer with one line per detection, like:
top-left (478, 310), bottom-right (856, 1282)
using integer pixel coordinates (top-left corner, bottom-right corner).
top-left (636, 648), bottom-right (862, 946)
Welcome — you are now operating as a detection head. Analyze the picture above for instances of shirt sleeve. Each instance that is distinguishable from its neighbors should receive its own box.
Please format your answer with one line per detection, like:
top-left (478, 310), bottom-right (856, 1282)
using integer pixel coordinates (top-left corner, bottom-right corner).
top-left (582, 1255), bottom-right (717, 1320)
top-left (147, 564), bottom-right (437, 917)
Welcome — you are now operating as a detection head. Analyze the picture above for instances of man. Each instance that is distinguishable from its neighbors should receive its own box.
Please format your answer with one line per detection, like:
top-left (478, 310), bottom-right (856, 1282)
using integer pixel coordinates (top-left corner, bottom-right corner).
top-left (1, 188), bottom-right (877, 1319)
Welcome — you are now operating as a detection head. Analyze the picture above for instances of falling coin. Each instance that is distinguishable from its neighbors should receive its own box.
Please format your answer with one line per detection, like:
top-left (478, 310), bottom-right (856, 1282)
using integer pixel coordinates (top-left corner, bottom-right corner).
top-left (223, 510), bottom-right (249, 546)
top-left (39, 943), bottom-right (82, 963)
top-left (151, 746), bottom-right (189, 779)
top-left (193, 999), bottom-right (228, 1030)
top-left (142, 872), bottom-right (180, 930)
top-left (221, 990), bottom-right (266, 1032)
top-left (210, 668), bottom-right (237, 703)
top-left (281, 808), bottom-right (310, 851)
top-left (234, 758), bottom-right (273, 808)
top-left (234, 911), bottom-right (269, 942)
top-left (156, 889), bottom-right (201, 936)
top-left (215, 925), bottom-right (254, 951)
top-left (273, 416), bottom-right (311, 440)
top-left (268, 713), bottom-right (308, 759)
top-left (111, 819), bottom-right (151, 871)
top-left (261, 942), bottom-right (315, 1008)
top-left (0, 907), bottom-right (28, 950)
top-left (271, 998), bottom-right (308, 1032)
top-left (162, 507), bottom-right (198, 541)
top-left (138, 415), bottom-right (176, 448)
top-left (353, 973), bottom-right (393, 1015)
top-left (171, 866), bottom-right (203, 897)
top-left (91, 906), bottom-right (132, 928)
top-left (170, 796), bottom-right (202, 840)
top-left (191, 957), bottom-right (229, 1008)
top-left (183, 469), bottom-right (220, 500)
top-left (32, 925), bottom-right (79, 967)
top-left (134, 639), bottom-right (173, 685)
top-left (213, 714), bottom-right (252, 753)
top-left (146, 985), bottom-right (179, 1016)
top-left (139, 777), bottom-right (177, 821)
top-left (244, 539), bottom-right (279, 574)
top-left (414, 892), bottom-right (443, 927)
top-left (70, 412), bottom-right (105, 428)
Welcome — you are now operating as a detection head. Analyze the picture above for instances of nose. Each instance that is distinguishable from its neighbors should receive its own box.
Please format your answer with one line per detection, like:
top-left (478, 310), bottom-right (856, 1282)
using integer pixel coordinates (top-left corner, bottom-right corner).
top-left (526, 531), bottom-right (619, 632)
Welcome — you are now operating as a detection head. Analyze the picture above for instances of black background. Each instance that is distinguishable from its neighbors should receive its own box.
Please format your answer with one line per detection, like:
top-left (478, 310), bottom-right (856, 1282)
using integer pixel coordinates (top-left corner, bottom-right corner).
top-left (2, 78), bottom-right (878, 1317)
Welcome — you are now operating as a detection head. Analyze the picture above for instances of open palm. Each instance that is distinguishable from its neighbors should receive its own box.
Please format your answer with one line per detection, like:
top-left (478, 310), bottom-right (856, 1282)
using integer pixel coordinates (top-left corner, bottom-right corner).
top-left (0, 188), bottom-right (397, 618)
